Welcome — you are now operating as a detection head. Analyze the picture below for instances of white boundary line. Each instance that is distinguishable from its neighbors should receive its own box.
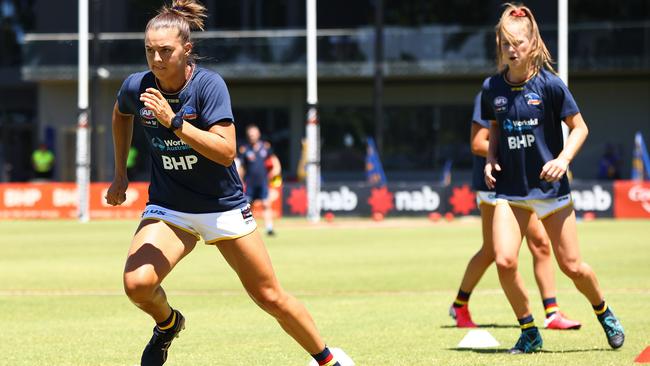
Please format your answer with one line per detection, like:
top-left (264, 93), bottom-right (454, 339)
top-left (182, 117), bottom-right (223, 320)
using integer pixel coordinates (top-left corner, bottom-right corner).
top-left (1, 288), bottom-right (648, 297)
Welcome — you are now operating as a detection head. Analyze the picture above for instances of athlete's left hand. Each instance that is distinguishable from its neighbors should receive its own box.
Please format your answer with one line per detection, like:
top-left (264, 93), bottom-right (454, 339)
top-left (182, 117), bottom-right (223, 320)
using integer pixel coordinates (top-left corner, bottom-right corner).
top-left (140, 88), bottom-right (174, 128)
top-left (540, 157), bottom-right (570, 182)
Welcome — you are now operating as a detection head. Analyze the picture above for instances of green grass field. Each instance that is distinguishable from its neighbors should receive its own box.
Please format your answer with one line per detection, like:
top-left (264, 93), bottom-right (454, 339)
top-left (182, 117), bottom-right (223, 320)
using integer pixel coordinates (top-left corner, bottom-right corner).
top-left (1, 218), bottom-right (649, 365)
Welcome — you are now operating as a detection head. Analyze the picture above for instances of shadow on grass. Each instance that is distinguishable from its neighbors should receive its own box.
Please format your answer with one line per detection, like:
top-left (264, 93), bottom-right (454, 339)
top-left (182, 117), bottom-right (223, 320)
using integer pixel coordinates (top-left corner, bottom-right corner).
top-left (448, 347), bottom-right (615, 354)
top-left (440, 323), bottom-right (520, 329)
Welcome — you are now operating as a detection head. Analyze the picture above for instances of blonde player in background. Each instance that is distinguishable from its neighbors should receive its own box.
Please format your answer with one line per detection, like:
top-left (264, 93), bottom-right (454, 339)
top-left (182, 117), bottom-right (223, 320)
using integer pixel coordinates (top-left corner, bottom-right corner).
top-left (482, 3), bottom-right (624, 353)
top-left (450, 92), bottom-right (581, 332)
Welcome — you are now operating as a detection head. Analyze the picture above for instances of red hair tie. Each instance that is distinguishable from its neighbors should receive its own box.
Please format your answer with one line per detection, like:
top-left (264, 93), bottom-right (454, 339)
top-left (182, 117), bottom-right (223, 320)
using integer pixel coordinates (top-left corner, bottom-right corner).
top-left (510, 9), bottom-right (527, 17)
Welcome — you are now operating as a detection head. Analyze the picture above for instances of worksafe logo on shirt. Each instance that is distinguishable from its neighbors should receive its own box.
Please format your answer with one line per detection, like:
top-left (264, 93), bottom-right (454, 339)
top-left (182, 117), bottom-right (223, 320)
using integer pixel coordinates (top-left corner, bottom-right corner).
top-left (151, 137), bottom-right (166, 152)
top-left (525, 92), bottom-right (542, 106)
top-left (151, 137), bottom-right (191, 152)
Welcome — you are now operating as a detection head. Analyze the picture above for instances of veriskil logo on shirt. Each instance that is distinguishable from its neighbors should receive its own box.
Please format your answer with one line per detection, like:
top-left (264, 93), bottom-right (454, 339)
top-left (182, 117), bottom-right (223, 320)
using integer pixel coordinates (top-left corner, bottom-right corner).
top-left (503, 118), bottom-right (538, 133)
top-left (503, 119), bottom-right (515, 133)
top-left (504, 118), bottom-right (538, 150)
top-left (525, 92), bottom-right (542, 106)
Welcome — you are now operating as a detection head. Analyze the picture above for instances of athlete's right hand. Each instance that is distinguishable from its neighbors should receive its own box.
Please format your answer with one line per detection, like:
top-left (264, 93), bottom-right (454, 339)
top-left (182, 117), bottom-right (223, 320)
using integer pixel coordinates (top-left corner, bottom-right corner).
top-left (484, 159), bottom-right (501, 190)
top-left (105, 176), bottom-right (129, 206)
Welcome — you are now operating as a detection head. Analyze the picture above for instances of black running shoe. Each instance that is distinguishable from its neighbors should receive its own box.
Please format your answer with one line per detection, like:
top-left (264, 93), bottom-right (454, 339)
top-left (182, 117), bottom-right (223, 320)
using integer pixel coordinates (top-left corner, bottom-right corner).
top-left (509, 328), bottom-right (543, 354)
top-left (141, 310), bottom-right (185, 366)
top-left (598, 309), bottom-right (625, 349)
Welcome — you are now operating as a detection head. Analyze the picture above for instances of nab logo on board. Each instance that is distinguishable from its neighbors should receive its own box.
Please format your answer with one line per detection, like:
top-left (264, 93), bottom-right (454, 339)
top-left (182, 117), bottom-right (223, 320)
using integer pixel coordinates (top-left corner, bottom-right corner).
top-left (394, 186), bottom-right (441, 211)
top-left (572, 185), bottom-right (612, 212)
top-left (319, 186), bottom-right (358, 211)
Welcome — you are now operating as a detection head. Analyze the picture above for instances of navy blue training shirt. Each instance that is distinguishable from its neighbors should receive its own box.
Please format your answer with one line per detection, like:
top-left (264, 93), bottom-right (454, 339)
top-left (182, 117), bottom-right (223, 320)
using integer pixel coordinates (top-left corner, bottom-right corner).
top-left (116, 66), bottom-right (248, 213)
top-left (471, 91), bottom-right (491, 192)
top-left (481, 68), bottom-right (580, 200)
top-left (238, 141), bottom-right (274, 187)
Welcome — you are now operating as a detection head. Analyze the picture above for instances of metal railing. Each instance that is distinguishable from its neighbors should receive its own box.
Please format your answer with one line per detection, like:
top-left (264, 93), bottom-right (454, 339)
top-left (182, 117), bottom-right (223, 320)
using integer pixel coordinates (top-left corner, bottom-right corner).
top-left (21, 21), bottom-right (650, 80)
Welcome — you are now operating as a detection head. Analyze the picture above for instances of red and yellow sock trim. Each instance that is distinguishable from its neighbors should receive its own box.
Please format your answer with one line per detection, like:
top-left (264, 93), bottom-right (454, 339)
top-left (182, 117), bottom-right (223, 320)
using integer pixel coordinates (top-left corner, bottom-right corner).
top-left (158, 311), bottom-right (177, 331)
top-left (594, 303), bottom-right (608, 316)
top-left (453, 299), bottom-right (468, 306)
top-left (319, 354), bottom-right (337, 366)
top-left (520, 321), bottom-right (536, 330)
top-left (545, 306), bottom-right (559, 315)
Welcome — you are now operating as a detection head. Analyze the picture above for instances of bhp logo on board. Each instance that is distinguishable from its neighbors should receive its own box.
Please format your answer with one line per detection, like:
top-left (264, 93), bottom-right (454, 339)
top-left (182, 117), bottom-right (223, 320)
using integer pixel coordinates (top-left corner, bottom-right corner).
top-left (628, 185), bottom-right (650, 213)
top-left (614, 181), bottom-right (650, 218)
top-left (3, 188), bottom-right (42, 207)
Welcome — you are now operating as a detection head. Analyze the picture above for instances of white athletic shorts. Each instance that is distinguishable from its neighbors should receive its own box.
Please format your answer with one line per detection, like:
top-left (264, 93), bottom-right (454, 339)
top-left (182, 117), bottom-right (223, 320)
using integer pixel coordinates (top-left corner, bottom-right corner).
top-left (141, 204), bottom-right (257, 244)
top-left (495, 194), bottom-right (573, 219)
top-left (476, 191), bottom-right (498, 207)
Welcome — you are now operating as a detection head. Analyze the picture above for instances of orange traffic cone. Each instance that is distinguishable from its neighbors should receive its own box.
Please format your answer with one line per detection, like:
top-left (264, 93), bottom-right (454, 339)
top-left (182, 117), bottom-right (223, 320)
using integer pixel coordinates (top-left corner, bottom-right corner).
top-left (635, 346), bottom-right (650, 363)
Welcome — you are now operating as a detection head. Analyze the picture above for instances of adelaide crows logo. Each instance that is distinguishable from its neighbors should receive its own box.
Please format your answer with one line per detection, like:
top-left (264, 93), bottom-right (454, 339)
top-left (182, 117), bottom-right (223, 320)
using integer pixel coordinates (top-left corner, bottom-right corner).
top-left (525, 92), bottom-right (542, 106)
top-left (182, 106), bottom-right (197, 120)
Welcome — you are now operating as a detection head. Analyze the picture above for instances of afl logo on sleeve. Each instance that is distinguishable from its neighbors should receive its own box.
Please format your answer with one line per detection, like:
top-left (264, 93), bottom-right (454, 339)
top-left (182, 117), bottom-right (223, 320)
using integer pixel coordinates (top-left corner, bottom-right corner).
top-left (494, 96), bottom-right (508, 113)
top-left (139, 107), bottom-right (158, 128)
top-left (524, 92), bottom-right (542, 106)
